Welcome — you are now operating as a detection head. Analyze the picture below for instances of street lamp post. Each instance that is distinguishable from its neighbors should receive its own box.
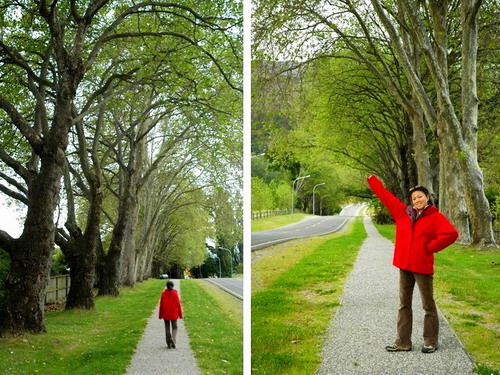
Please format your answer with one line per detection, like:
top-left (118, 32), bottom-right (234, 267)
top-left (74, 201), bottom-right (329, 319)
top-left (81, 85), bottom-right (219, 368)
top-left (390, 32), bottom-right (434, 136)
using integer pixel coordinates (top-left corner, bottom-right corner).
top-left (216, 255), bottom-right (221, 278)
top-left (291, 175), bottom-right (310, 214)
top-left (320, 194), bottom-right (330, 216)
top-left (218, 247), bottom-right (233, 278)
top-left (312, 183), bottom-right (326, 215)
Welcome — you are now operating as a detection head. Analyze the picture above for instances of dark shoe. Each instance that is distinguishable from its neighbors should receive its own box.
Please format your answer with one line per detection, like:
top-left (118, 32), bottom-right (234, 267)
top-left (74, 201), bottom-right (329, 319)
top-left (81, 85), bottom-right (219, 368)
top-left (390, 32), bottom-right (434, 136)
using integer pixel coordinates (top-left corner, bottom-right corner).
top-left (170, 339), bottom-right (176, 349)
top-left (421, 345), bottom-right (437, 353)
top-left (385, 344), bottom-right (411, 352)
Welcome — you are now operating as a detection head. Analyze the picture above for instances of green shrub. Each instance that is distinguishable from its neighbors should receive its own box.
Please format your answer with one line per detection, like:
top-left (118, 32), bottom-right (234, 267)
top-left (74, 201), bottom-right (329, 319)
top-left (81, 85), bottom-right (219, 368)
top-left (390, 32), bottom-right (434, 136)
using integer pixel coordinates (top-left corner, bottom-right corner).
top-left (51, 248), bottom-right (69, 276)
top-left (369, 198), bottom-right (394, 224)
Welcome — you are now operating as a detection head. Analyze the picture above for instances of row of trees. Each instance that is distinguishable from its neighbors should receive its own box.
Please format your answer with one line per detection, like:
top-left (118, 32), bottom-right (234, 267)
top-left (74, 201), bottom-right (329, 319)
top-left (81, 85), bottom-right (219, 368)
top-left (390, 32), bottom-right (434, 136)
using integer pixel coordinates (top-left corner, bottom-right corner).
top-left (251, 155), bottom-right (356, 215)
top-left (252, 0), bottom-right (498, 245)
top-left (0, 0), bottom-right (242, 334)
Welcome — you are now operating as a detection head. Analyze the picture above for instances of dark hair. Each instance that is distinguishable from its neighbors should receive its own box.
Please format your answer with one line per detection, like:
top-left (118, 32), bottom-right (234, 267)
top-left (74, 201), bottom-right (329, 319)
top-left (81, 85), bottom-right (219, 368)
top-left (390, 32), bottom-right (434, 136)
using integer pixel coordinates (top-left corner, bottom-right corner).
top-left (409, 185), bottom-right (433, 205)
top-left (166, 281), bottom-right (174, 290)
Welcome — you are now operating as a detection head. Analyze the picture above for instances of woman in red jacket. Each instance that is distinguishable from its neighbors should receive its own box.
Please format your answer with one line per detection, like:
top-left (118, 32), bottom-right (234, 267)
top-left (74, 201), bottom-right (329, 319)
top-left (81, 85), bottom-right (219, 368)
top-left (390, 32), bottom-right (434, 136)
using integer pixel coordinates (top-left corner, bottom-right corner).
top-left (159, 280), bottom-right (183, 349)
top-left (367, 175), bottom-right (458, 353)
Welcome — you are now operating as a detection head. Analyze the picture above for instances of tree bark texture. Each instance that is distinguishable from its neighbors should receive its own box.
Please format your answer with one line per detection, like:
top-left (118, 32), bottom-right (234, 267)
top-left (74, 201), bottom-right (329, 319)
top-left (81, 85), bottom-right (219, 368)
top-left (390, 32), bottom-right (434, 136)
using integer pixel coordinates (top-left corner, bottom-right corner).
top-left (97, 237), bottom-right (121, 297)
top-left (119, 121), bottom-right (148, 287)
top-left (437, 124), bottom-right (471, 244)
top-left (1, 147), bottom-right (68, 333)
top-left (459, 0), bottom-right (494, 246)
top-left (58, 182), bottom-right (103, 309)
top-left (64, 237), bottom-right (96, 310)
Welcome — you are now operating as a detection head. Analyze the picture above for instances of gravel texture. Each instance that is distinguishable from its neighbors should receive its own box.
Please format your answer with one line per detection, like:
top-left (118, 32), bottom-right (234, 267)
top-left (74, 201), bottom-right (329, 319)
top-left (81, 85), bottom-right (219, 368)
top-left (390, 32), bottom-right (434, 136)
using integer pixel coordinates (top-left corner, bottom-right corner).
top-left (125, 280), bottom-right (201, 375)
top-left (318, 215), bottom-right (475, 375)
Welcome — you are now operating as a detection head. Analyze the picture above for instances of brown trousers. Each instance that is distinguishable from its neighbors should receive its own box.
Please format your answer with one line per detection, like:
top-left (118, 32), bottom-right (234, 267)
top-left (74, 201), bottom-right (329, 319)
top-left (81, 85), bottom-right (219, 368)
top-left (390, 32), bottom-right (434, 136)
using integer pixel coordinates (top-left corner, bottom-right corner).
top-left (394, 269), bottom-right (439, 347)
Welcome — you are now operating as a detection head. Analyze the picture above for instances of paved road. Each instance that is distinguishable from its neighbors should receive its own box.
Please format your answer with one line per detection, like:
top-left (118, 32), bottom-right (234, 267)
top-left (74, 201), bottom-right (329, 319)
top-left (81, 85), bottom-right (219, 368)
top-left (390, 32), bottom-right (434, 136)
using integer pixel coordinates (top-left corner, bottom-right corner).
top-left (318, 215), bottom-right (474, 374)
top-left (126, 280), bottom-right (201, 375)
top-left (204, 278), bottom-right (243, 300)
top-left (251, 203), bottom-right (364, 250)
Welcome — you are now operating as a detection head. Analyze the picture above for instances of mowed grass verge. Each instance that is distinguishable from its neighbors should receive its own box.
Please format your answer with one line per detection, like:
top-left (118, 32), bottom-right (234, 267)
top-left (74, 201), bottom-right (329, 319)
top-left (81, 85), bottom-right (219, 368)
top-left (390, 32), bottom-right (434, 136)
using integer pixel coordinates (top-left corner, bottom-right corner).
top-left (0, 278), bottom-right (165, 375)
top-left (251, 217), bottom-right (367, 374)
top-left (374, 223), bottom-right (500, 374)
top-left (181, 279), bottom-right (243, 375)
top-left (251, 213), bottom-right (312, 232)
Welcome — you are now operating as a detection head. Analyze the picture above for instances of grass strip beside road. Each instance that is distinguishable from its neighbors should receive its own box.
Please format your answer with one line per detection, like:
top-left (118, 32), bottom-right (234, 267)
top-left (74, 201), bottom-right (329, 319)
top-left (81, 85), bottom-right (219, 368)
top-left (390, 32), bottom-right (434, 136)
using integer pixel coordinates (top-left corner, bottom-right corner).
top-left (252, 236), bottom-right (336, 294)
top-left (374, 223), bottom-right (500, 374)
top-left (251, 213), bottom-right (312, 232)
top-left (251, 217), bottom-right (367, 374)
top-left (0, 278), bottom-right (164, 375)
top-left (181, 279), bottom-right (243, 375)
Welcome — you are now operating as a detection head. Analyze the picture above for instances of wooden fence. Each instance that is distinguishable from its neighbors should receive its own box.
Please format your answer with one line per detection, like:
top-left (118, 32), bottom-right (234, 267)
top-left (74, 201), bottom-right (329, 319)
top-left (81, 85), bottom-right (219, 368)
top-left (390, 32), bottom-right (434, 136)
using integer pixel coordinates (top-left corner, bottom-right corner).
top-left (45, 275), bottom-right (70, 304)
top-left (252, 209), bottom-right (299, 220)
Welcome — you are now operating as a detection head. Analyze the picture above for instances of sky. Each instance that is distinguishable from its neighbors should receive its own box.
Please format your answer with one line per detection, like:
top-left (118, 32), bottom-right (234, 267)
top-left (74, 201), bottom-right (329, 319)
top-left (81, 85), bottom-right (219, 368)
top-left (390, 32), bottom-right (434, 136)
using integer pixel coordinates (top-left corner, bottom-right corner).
top-left (0, 196), bottom-right (24, 238)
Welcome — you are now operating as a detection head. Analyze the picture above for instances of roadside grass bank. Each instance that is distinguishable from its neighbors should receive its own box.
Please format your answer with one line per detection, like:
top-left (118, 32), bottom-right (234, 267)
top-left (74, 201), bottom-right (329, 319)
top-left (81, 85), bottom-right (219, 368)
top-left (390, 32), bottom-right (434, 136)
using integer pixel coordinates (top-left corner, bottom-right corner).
top-left (0, 278), bottom-right (164, 375)
top-left (251, 217), bottom-right (366, 374)
top-left (252, 237), bottom-right (333, 294)
top-left (181, 280), bottom-right (242, 375)
top-left (251, 221), bottom-right (355, 294)
top-left (251, 213), bottom-right (312, 232)
top-left (373, 223), bottom-right (500, 374)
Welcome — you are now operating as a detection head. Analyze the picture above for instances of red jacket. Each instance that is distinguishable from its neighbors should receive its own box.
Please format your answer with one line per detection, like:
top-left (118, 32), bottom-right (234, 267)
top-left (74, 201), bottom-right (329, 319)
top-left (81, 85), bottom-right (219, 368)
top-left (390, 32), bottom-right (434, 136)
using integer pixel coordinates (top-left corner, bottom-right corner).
top-left (158, 289), bottom-right (183, 320)
top-left (367, 175), bottom-right (458, 274)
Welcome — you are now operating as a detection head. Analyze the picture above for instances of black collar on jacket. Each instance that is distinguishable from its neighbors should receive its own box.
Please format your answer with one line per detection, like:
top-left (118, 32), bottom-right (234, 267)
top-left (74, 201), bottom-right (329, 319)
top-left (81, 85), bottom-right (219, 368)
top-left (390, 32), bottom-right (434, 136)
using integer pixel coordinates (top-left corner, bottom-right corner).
top-left (406, 205), bottom-right (437, 226)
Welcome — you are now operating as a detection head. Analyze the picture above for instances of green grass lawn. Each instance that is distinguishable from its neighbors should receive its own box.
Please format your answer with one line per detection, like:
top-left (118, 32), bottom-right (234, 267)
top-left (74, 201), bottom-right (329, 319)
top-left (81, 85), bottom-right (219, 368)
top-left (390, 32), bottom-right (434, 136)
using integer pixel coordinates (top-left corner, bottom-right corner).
top-left (251, 218), bottom-right (366, 374)
top-left (181, 279), bottom-right (243, 375)
top-left (251, 213), bottom-right (312, 232)
top-left (0, 279), bottom-right (164, 375)
top-left (373, 223), bottom-right (500, 374)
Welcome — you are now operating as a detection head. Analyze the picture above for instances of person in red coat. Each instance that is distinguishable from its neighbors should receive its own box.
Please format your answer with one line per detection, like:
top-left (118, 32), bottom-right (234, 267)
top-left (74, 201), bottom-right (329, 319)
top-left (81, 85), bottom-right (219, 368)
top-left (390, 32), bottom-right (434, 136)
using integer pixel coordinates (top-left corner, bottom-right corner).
top-left (159, 280), bottom-right (183, 349)
top-left (367, 175), bottom-right (458, 353)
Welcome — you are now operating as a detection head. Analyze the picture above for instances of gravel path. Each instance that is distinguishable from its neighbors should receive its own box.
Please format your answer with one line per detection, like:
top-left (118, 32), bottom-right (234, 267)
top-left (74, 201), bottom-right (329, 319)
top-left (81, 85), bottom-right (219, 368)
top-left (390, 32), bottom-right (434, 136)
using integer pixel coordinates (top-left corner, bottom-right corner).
top-left (318, 215), bottom-right (475, 375)
top-left (125, 280), bottom-right (201, 375)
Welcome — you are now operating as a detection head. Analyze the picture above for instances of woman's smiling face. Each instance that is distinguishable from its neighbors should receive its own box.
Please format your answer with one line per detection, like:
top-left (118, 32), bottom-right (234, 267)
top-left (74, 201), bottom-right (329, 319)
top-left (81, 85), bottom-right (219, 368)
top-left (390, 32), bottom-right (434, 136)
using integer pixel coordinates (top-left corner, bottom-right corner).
top-left (411, 191), bottom-right (429, 211)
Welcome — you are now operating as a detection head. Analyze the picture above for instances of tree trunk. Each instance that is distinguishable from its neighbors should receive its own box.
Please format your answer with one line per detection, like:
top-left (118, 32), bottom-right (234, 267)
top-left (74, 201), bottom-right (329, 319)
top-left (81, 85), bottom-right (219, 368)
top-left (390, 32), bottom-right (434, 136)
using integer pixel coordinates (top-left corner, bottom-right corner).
top-left (400, 9), bottom-right (434, 193)
top-left (460, 0), bottom-right (495, 247)
top-left (1, 237), bottom-right (52, 333)
top-left (119, 196), bottom-right (140, 287)
top-left (55, 159), bottom-right (102, 309)
top-left (1, 150), bottom-right (66, 333)
top-left (437, 124), bottom-right (471, 244)
top-left (65, 237), bottom-right (96, 310)
top-left (98, 242), bottom-right (121, 297)
top-left (118, 120), bottom-right (148, 287)
top-left (99, 174), bottom-right (135, 295)
top-left (409, 101), bottom-right (433, 191)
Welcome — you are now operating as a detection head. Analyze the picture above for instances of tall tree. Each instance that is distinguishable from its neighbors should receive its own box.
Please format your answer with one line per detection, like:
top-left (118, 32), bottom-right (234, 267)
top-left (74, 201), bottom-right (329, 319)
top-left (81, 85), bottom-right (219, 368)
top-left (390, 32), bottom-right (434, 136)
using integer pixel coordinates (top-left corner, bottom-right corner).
top-left (0, 0), bottom-right (114, 333)
top-left (0, 0), bottom-right (242, 334)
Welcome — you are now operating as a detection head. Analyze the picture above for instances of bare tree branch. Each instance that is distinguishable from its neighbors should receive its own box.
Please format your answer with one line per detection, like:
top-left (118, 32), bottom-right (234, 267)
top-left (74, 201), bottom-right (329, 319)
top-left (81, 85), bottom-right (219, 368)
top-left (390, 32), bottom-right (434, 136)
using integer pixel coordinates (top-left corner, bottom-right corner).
top-left (0, 146), bottom-right (34, 183)
top-left (0, 96), bottom-right (43, 150)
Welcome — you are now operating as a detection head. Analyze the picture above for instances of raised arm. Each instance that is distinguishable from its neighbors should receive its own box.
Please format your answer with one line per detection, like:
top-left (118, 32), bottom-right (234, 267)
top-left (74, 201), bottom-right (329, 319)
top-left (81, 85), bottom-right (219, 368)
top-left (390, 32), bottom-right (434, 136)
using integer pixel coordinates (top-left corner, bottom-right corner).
top-left (367, 175), bottom-right (406, 220)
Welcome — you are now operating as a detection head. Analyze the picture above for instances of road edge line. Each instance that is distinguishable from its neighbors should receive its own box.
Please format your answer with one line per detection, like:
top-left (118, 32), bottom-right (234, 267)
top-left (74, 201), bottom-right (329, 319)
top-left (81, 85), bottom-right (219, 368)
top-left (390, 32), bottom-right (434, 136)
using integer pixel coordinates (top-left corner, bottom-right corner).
top-left (204, 279), bottom-right (243, 300)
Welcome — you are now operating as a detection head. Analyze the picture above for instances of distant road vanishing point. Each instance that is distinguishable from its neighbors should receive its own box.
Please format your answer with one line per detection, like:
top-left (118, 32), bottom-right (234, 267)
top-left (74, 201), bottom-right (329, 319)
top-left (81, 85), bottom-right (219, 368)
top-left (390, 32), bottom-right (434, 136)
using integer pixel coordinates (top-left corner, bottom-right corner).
top-left (251, 203), bottom-right (365, 251)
